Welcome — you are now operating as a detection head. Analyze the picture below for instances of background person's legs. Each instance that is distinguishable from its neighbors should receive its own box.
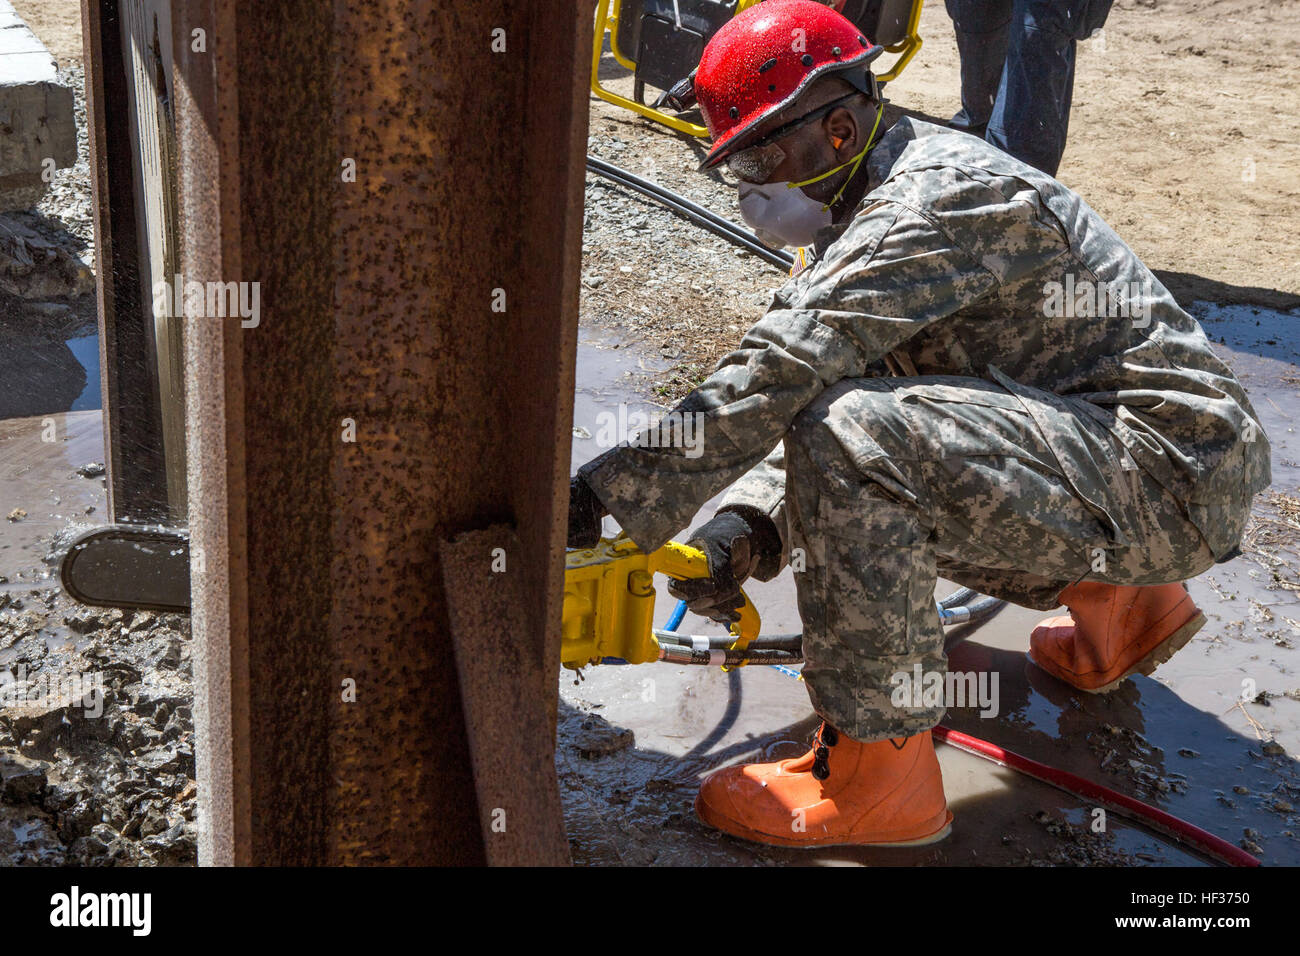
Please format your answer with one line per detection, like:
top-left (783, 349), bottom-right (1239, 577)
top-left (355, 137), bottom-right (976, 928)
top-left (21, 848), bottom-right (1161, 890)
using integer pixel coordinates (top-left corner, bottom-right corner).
top-left (783, 376), bottom-right (1215, 743)
top-left (985, 0), bottom-right (1104, 175)
top-left (944, 0), bottom-right (1014, 135)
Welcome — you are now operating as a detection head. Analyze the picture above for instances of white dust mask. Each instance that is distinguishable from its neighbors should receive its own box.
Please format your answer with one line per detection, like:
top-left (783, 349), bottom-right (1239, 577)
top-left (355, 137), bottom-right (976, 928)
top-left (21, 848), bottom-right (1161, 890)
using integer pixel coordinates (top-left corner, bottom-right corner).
top-left (734, 104), bottom-right (882, 249)
top-left (738, 180), bottom-right (832, 249)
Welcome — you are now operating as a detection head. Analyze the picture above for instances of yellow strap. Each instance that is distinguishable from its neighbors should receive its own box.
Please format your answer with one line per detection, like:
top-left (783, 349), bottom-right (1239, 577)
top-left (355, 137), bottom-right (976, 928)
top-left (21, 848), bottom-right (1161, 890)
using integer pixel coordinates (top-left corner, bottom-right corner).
top-left (787, 102), bottom-right (884, 211)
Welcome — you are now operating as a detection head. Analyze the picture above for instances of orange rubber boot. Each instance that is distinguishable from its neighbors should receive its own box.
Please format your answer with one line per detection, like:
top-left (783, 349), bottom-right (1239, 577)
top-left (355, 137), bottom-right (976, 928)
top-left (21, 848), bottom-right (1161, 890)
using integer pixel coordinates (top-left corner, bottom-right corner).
top-left (694, 723), bottom-right (952, 848)
top-left (1029, 581), bottom-right (1205, 693)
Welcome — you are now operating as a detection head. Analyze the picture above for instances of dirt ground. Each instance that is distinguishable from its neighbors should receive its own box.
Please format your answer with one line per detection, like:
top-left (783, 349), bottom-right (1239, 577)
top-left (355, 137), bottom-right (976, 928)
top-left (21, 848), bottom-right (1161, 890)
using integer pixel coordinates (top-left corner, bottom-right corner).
top-left (23, 0), bottom-right (1300, 360)
top-left (9, 0), bottom-right (1299, 867)
top-left (11, 0), bottom-right (82, 67)
top-left (581, 0), bottom-right (1300, 395)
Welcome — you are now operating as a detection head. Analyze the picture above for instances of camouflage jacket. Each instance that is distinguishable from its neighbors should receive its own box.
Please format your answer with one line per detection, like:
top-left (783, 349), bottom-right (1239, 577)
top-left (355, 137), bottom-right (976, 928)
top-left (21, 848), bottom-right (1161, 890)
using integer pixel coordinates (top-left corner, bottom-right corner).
top-left (581, 118), bottom-right (1271, 575)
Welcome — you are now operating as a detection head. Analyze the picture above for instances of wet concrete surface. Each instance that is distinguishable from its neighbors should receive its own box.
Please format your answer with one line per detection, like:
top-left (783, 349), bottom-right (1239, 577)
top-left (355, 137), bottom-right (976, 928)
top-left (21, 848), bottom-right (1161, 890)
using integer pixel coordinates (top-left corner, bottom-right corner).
top-left (0, 312), bottom-right (1295, 866)
top-left (0, 409), bottom-right (106, 582)
top-left (0, 408), bottom-right (196, 865)
top-left (561, 309), bottom-right (1300, 866)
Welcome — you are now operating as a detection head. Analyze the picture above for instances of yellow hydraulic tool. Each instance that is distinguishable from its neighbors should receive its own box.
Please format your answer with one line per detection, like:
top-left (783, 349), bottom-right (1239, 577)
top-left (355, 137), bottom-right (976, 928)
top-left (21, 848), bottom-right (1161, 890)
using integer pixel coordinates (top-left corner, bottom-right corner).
top-left (563, 533), bottom-right (761, 670)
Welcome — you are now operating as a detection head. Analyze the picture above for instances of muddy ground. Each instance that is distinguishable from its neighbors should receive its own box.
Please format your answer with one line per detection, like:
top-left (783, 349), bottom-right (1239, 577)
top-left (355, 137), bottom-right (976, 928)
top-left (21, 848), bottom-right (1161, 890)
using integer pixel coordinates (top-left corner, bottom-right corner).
top-left (2, 0), bottom-right (1297, 866)
top-left (0, 411), bottom-right (195, 865)
top-left (567, 0), bottom-right (1300, 866)
top-left (581, 0), bottom-right (1300, 399)
top-left (1, 4), bottom-right (193, 864)
top-left (563, 321), bottom-right (1299, 866)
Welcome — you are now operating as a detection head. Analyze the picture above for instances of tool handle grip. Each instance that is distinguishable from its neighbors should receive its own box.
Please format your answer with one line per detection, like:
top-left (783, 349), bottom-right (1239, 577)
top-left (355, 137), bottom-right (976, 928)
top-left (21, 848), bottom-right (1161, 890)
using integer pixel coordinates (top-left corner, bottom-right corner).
top-left (652, 541), bottom-right (762, 651)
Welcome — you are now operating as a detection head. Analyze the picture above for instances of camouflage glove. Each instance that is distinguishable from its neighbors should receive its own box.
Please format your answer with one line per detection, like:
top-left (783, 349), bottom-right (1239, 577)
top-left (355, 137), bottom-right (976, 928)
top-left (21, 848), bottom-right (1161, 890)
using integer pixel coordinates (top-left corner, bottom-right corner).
top-left (567, 475), bottom-right (608, 550)
top-left (667, 509), bottom-right (781, 624)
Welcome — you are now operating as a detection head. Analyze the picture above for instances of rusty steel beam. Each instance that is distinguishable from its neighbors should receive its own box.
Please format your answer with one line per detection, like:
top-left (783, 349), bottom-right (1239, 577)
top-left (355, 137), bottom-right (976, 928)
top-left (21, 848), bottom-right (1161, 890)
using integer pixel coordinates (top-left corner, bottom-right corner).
top-left (441, 527), bottom-right (570, 865)
top-left (166, 0), bottom-right (591, 864)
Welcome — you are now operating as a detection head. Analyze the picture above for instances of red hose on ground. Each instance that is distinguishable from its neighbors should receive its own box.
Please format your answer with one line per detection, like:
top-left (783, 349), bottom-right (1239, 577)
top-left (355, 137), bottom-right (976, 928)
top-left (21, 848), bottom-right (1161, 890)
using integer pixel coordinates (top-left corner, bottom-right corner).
top-left (932, 725), bottom-right (1262, 867)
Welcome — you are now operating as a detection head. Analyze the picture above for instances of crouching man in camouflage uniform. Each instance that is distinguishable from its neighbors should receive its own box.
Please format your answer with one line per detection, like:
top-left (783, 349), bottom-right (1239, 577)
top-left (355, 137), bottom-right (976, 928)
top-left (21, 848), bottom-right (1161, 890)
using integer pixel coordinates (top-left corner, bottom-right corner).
top-left (567, 1), bottom-right (1270, 848)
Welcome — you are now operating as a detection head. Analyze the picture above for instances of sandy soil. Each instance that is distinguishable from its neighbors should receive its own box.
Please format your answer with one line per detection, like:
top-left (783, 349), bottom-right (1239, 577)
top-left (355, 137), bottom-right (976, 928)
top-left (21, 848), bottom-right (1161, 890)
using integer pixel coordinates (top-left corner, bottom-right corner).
top-left (10, 0), bottom-right (82, 67)
top-left (581, 0), bottom-right (1300, 398)
top-left (907, 0), bottom-right (1300, 311)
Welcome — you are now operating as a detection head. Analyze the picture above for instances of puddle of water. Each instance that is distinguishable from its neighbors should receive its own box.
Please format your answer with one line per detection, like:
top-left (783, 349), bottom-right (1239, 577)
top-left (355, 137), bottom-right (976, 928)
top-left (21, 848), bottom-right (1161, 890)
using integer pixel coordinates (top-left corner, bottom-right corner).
top-left (572, 329), bottom-right (670, 467)
top-left (65, 335), bottom-right (102, 412)
top-left (0, 410), bottom-right (108, 580)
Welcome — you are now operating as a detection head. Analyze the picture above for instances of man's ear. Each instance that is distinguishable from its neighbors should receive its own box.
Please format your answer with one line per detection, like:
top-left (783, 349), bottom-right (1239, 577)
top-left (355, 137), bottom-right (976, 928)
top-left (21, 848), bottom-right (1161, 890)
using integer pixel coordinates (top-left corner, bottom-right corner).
top-left (825, 107), bottom-right (858, 160)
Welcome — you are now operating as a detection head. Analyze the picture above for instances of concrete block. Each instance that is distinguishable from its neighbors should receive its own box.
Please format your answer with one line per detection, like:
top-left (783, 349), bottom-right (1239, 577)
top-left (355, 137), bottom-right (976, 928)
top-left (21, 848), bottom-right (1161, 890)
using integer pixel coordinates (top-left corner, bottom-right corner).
top-left (0, 0), bottom-right (77, 210)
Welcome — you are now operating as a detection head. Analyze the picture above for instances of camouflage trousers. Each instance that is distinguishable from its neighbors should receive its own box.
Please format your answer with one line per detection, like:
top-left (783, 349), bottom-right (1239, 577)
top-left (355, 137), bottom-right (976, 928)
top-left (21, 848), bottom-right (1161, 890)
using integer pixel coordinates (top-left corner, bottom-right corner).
top-left (784, 375), bottom-right (1217, 741)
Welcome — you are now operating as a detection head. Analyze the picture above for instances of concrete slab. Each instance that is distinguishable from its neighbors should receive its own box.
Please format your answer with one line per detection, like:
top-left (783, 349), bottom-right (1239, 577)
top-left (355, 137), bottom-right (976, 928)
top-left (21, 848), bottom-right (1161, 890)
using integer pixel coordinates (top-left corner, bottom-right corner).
top-left (0, 0), bottom-right (76, 210)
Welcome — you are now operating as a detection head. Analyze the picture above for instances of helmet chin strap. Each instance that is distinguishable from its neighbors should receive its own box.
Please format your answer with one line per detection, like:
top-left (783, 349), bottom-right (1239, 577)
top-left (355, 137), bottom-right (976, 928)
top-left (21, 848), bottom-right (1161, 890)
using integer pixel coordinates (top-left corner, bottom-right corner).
top-left (787, 100), bottom-right (885, 212)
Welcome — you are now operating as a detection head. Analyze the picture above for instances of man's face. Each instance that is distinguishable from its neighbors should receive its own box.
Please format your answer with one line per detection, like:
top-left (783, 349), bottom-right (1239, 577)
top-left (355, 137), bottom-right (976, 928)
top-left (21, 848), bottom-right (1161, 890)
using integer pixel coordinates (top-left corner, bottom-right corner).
top-left (725, 96), bottom-right (864, 203)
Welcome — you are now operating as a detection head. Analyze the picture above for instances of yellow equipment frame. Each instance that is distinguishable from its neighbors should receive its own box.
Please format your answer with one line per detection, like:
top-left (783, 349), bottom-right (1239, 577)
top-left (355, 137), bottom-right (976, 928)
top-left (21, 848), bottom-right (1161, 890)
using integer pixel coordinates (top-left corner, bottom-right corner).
top-left (874, 0), bottom-right (925, 84)
top-left (590, 0), bottom-right (925, 138)
top-left (563, 534), bottom-right (761, 670)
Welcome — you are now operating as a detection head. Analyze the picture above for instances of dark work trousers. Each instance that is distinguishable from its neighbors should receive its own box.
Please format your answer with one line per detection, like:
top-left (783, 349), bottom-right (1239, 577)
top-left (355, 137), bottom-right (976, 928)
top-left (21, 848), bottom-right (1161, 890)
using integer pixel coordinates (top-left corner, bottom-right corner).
top-left (944, 0), bottom-right (1113, 176)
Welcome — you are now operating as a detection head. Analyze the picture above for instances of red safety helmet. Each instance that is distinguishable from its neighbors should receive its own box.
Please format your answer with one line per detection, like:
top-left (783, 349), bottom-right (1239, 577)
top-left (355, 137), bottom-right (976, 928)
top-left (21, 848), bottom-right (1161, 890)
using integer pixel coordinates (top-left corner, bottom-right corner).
top-left (695, 0), bottom-right (883, 170)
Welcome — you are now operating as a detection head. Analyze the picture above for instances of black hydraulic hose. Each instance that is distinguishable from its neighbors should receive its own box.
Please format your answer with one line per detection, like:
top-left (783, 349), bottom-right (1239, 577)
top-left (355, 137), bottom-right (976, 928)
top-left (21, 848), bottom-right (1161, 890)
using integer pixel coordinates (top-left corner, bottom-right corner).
top-left (962, 595), bottom-right (1005, 623)
top-left (587, 155), bottom-right (759, 247)
top-left (585, 155), bottom-right (795, 271)
top-left (939, 595), bottom-right (1006, 626)
top-left (654, 628), bottom-right (804, 652)
top-left (589, 162), bottom-right (785, 268)
top-left (659, 644), bottom-right (804, 667)
top-left (588, 155), bottom-right (743, 237)
top-left (940, 586), bottom-right (980, 609)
